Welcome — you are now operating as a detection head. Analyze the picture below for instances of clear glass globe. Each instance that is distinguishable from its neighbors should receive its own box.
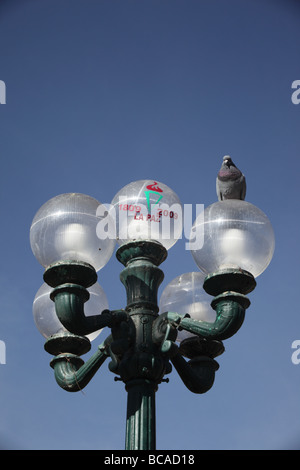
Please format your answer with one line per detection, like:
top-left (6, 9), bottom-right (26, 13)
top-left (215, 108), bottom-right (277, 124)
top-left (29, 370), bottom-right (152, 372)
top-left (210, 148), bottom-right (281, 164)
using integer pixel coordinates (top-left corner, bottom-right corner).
top-left (190, 200), bottom-right (275, 278)
top-left (159, 272), bottom-right (216, 342)
top-left (110, 180), bottom-right (183, 250)
top-left (30, 193), bottom-right (116, 271)
top-left (33, 282), bottom-right (108, 341)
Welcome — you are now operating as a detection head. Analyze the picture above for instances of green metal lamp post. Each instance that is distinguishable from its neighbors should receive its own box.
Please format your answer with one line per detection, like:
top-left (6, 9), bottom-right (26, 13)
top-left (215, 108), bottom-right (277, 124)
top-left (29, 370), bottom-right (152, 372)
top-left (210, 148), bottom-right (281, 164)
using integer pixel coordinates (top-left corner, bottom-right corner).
top-left (30, 179), bottom-right (275, 450)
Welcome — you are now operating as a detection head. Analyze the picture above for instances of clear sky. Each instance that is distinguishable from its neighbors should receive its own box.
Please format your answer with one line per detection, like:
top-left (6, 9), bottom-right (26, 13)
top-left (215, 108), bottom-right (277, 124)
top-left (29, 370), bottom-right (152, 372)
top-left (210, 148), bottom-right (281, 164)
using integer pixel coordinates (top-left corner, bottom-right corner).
top-left (0, 0), bottom-right (300, 451)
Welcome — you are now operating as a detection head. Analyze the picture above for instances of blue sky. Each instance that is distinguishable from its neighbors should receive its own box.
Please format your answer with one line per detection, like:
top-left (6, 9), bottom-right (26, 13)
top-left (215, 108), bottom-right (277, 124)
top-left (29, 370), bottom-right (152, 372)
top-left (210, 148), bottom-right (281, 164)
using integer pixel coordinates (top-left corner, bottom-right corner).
top-left (0, 0), bottom-right (300, 450)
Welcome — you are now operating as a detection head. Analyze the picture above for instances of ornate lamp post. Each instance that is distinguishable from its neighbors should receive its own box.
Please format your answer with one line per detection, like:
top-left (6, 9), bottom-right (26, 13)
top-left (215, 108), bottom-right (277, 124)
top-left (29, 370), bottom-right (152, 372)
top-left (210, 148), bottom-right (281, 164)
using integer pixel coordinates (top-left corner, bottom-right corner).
top-left (30, 172), bottom-right (275, 450)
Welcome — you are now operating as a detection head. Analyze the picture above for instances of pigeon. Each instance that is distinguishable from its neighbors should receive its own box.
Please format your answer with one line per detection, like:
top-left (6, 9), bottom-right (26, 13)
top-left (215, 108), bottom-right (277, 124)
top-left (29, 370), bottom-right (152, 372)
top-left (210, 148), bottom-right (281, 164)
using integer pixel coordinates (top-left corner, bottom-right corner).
top-left (216, 156), bottom-right (246, 201)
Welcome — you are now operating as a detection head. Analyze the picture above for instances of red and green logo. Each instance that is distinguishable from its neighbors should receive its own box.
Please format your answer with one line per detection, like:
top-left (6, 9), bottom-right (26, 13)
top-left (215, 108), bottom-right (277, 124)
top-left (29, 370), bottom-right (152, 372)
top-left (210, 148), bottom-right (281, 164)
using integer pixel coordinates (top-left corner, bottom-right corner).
top-left (145, 182), bottom-right (163, 213)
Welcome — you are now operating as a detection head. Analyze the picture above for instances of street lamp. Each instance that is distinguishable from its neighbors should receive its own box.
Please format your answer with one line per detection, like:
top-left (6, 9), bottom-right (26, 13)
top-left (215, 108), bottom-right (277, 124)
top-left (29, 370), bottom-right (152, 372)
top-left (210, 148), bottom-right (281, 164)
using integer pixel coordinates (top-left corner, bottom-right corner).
top-left (29, 175), bottom-right (275, 450)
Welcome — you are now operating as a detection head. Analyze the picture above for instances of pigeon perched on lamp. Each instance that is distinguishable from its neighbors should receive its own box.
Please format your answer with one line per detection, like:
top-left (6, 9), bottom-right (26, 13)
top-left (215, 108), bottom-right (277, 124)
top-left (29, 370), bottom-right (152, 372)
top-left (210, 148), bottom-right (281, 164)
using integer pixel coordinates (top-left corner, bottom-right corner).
top-left (216, 156), bottom-right (246, 201)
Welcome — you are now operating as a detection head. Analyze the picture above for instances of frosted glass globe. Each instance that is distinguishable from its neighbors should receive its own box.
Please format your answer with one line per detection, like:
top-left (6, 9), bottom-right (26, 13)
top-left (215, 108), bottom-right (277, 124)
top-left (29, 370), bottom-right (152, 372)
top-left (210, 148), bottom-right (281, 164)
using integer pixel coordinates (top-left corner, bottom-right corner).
top-left (33, 282), bottom-right (108, 341)
top-left (33, 283), bottom-right (66, 339)
top-left (159, 272), bottom-right (216, 342)
top-left (190, 200), bottom-right (275, 278)
top-left (30, 193), bottom-right (116, 271)
top-left (110, 180), bottom-right (183, 250)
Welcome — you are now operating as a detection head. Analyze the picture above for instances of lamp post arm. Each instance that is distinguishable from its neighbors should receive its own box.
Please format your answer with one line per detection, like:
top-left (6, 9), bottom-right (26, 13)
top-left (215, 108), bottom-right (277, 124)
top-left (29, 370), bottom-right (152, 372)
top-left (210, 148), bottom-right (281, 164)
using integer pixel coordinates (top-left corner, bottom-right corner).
top-left (170, 353), bottom-right (219, 394)
top-left (50, 337), bottom-right (112, 392)
top-left (51, 284), bottom-right (128, 336)
top-left (178, 292), bottom-right (250, 341)
top-left (152, 312), bottom-right (220, 394)
top-left (152, 311), bottom-right (186, 343)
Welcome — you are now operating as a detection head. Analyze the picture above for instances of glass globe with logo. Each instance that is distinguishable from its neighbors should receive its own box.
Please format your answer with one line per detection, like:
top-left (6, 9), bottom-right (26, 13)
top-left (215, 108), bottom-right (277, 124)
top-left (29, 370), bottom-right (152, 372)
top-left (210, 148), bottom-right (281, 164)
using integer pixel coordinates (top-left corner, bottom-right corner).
top-left (110, 180), bottom-right (183, 250)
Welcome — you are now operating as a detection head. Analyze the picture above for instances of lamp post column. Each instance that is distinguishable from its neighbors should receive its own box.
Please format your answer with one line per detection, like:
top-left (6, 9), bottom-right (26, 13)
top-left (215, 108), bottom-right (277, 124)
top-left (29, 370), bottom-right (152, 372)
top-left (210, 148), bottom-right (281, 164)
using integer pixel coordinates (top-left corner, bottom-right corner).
top-left (114, 241), bottom-right (170, 450)
top-left (125, 379), bottom-right (157, 450)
